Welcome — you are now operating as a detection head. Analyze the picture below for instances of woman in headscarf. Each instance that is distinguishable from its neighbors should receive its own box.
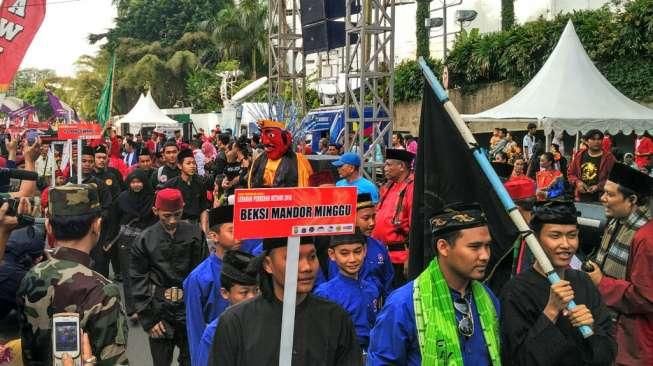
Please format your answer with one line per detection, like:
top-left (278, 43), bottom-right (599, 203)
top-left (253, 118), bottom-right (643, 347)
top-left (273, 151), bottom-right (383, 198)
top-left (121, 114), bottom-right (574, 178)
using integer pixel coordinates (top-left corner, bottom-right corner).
top-left (113, 168), bottom-right (157, 317)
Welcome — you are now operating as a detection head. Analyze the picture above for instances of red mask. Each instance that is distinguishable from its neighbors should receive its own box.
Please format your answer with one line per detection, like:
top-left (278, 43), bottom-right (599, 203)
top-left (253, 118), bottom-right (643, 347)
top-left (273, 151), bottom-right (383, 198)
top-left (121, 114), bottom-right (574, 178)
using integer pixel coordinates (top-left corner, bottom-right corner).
top-left (262, 127), bottom-right (291, 160)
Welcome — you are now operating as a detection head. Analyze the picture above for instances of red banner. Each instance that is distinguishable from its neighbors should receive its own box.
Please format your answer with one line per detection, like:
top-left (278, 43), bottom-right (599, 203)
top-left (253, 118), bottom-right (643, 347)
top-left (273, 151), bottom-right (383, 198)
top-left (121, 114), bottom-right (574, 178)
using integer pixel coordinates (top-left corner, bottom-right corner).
top-left (57, 123), bottom-right (103, 140)
top-left (233, 187), bottom-right (357, 240)
top-left (0, 1), bottom-right (47, 91)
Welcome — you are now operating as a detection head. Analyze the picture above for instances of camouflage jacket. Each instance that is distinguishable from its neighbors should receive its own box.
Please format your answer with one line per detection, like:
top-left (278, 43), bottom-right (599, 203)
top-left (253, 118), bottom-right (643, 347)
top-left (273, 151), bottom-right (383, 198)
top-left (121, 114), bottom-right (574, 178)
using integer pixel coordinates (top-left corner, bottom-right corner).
top-left (17, 246), bottom-right (129, 365)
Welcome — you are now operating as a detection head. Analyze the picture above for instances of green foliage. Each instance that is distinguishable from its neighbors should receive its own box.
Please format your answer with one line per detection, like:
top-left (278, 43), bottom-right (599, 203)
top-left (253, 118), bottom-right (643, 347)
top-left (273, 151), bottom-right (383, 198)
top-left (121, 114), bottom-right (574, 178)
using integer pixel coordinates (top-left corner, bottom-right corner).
top-left (446, 0), bottom-right (653, 101)
top-left (415, 0), bottom-right (430, 59)
top-left (394, 58), bottom-right (444, 103)
top-left (17, 86), bottom-right (52, 120)
top-left (501, 0), bottom-right (515, 30)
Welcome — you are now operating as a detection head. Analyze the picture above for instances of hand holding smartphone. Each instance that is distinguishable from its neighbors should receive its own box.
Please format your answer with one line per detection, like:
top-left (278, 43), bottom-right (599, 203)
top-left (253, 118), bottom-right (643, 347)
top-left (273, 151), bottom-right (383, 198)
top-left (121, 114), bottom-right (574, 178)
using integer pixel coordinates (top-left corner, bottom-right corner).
top-left (52, 312), bottom-right (80, 366)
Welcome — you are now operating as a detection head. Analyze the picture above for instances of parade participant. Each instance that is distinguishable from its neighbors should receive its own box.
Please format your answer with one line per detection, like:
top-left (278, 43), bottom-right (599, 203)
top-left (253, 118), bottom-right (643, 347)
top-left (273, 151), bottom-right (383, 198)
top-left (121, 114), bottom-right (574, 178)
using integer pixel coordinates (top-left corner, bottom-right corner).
top-left (34, 143), bottom-right (54, 178)
top-left (328, 193), bottom-right (394, 297)
top-left (17, 184), bottom-right (129, 365)
top-left (93, 144), bottom-right (125, 280)
top-left (184, 205), bottom-right (240, 365)
top-left (500, 201), bottom-right (617, 365)
top-left (372, 148), bottom-right (415, 287)
top-left (503, 174), bottom-right (537, 274)
top-left (585, 163), bottom-right (653, 365)
top-left (247, 119), bottom-right (313, 188)
top-left (315, 232), bottom-right (381, 351)
top-left (567, 129), bottom-right (616, 202)
top-left (209, 236), bottom-right (362, 365)
top-left (367, 203), bottom-right (501, 365)
top-left (195, 250), bottom-right (259, 366)
top-left (136, 147), bottom-right (156, 180)
top-left (333, 152), bottom-right (380, 203)
top-left (326, 143), bottom-right (340, 156)
top-left (510, 158), bottom-right (528, 179)
top-left (163, 149), bottom-right (211, 230)
top-left (153, 141), bottom-right (180, 188)
top-left (130, 188), bottom-right (207, 366)
top-left (71, 146), bottom-right (114, 277)
top-left (93, 144), bottom-right (124, 199)
top-left (112, 169), bottom-right (157, 316)
top-left (536, 152), bottom-right (564, 201)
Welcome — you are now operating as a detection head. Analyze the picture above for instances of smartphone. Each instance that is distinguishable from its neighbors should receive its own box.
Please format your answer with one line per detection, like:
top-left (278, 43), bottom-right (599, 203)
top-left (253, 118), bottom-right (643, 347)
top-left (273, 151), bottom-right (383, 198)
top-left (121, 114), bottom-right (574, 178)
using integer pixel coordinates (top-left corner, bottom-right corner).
top-left (52, 312), bottom-right (81, 366)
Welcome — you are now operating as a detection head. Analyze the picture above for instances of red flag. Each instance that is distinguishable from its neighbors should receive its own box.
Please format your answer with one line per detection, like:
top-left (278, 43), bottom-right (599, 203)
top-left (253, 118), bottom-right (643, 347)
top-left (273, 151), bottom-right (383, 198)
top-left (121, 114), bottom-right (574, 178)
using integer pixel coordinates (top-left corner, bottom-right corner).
top-left (0, 0), bottom-right (47, 92)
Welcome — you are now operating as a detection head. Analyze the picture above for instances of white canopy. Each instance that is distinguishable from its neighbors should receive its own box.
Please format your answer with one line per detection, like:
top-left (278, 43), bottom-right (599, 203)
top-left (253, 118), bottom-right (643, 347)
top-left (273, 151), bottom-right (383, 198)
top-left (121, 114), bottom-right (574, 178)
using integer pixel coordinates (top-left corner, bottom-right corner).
top-left (464, 20), bottom-right (653, 135)
top-left (117, 90), bottom-right (179, 125)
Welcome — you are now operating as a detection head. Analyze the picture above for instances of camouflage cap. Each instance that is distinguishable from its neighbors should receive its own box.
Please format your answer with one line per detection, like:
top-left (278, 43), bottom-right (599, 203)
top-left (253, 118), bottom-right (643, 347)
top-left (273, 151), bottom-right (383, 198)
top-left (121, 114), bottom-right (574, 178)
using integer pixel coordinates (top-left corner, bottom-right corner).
top-left (48, 183), bottom-right (102, 216)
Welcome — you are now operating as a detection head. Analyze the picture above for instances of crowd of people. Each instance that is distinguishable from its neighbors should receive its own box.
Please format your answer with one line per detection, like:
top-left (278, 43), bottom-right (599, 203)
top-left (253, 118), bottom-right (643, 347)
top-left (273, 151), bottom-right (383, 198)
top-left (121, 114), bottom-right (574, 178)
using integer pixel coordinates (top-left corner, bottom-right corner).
top-left (0, 119), bottom-right (651, 366)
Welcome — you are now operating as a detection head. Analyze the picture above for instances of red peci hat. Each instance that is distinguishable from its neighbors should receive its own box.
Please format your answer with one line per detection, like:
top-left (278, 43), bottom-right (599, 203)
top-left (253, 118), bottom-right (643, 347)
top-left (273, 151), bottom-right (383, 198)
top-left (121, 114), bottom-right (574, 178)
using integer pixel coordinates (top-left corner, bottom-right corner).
top-left (155, 188), bottom-right (185, 211)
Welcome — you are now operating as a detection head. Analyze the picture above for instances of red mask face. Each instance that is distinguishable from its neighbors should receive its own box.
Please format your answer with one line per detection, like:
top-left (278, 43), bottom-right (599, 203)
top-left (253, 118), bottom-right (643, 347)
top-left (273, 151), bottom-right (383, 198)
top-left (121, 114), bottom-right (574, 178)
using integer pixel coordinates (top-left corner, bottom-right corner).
top-left (262, 127), bottom-right (291, 160)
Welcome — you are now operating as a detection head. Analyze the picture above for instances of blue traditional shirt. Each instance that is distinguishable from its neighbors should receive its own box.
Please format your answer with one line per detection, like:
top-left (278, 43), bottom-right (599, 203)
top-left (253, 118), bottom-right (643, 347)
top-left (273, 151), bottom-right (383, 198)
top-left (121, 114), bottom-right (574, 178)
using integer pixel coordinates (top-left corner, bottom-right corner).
top-left (314, 272), bottom-right (380, 350)
top-left (328, 236), bottom-right (394, 297)
top-left (240, 239), bottom-right (262, 255)
top-left (183, 254), bottom-right (229, 366)
top-left (197, 317), bottom-right (219, 366)
top-left (367, 280), bottom-right (500, 366)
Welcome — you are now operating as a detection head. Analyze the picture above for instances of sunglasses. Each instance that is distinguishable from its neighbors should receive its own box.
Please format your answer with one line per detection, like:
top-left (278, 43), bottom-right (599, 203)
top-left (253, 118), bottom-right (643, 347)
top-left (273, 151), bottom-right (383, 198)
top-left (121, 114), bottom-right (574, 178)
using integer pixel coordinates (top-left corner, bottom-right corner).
top-left (453, 297), bottom-right (474, 337)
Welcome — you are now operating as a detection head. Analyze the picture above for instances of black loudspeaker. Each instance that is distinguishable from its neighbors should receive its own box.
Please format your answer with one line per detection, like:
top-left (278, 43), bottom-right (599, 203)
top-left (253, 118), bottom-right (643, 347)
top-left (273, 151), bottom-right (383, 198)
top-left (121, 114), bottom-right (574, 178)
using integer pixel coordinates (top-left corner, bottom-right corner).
top-left (303, 20), bottom-right (357, 54)
top-left (300, 0), bottom-right (347, 25)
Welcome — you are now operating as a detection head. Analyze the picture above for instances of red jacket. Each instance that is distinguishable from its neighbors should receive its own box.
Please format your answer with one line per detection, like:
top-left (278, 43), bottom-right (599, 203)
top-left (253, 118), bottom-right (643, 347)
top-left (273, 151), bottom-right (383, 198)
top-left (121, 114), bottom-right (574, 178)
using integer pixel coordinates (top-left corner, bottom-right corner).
top-left (597, 220), bottom-right (653, 365)
top-left (372, 174), bottom-right (414, 264)
top-left (635, 136), bottom-right (653, 169)
top-left (567, 149), bottom-right (616, 200)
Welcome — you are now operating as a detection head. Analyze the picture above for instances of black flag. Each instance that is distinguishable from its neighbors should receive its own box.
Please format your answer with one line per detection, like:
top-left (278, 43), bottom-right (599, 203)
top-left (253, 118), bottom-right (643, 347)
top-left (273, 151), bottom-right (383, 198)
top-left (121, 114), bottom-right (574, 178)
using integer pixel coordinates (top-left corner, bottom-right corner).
top-left (408, 81), bottom-right (519, 293)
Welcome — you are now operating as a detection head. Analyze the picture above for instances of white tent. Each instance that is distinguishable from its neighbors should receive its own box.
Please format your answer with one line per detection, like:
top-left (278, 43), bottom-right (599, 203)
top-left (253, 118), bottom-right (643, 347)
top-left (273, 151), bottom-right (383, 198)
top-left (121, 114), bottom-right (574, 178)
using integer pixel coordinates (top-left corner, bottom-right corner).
top-left (464, 20), bottom-right (653, 136)
top-left (117, 90), bottom-right (179, 125)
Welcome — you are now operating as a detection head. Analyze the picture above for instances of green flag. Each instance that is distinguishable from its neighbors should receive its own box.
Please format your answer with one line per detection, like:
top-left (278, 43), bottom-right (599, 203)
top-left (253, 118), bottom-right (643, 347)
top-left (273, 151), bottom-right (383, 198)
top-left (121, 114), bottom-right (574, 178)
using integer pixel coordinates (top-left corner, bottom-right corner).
top-left (96, 54), bottom-right (115, 126)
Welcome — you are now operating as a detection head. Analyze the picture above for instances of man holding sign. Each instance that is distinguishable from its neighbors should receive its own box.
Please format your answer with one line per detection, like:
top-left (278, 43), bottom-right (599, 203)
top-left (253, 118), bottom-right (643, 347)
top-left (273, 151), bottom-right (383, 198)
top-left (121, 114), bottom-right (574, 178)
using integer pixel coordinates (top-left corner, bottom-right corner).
top-left (209, 236), bottom-right (361, 365)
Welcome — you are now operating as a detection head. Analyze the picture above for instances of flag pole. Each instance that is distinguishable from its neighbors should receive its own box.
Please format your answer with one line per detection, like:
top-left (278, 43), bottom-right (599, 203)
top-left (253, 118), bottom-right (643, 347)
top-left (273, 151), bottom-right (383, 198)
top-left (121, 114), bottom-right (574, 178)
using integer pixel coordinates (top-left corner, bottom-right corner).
top-left (417, 57), bottom-right (593, 338)
top-left (108, 54), bottom-right (116, 123)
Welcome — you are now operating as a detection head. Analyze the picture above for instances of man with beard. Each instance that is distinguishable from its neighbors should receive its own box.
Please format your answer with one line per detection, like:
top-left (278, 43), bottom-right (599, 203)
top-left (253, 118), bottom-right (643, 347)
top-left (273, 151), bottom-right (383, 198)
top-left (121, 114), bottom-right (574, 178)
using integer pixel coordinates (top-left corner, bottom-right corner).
top-left (367, 203), bottom-right (501, 366)
top-left (247, 119), bottom-right (313, 188)
top-left (163, 149), bottom-right (212, 231)
top-left (112, 169), bottom-right (158, 316)
top-left (585, 163), bottom-right (653, 365)
top-left (70, 146), bottom-right (114, 277)
top-left (567, 130), bottom-right (616, 202)
top-left (130, 188), bottom-right (207, 366)
top-left (209, 236), bottom-right (362, 365)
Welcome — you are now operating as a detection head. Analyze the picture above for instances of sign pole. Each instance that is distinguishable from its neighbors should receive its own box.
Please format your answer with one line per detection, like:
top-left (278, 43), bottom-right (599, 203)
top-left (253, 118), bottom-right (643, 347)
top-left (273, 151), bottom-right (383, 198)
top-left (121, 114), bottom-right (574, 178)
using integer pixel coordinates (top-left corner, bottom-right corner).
top-left (279, 235), bottom-right (300, 366)
top-left (77, 138), bottom-right (82, 184)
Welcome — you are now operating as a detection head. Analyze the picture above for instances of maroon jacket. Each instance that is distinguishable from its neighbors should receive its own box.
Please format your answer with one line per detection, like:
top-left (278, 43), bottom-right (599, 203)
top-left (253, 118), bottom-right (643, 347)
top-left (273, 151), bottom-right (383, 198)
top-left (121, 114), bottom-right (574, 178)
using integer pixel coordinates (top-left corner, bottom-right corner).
top-left (567, 149), bottom-right (616, 200)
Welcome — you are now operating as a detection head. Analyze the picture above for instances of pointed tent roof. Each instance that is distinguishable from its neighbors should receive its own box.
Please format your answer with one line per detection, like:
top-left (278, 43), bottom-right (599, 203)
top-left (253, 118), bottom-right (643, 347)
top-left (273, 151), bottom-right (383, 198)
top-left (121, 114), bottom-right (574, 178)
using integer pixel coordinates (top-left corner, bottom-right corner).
top-left (464, 20), bottom-right (653, 135)
top-left (117, 90), bottom-right (179, 125)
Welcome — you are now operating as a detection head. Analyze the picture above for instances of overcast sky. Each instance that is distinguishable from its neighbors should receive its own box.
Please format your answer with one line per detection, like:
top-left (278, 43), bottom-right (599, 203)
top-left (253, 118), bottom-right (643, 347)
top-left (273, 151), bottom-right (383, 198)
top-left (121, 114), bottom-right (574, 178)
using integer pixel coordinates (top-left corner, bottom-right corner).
top-left (18, 0), bottom-right (116, 76)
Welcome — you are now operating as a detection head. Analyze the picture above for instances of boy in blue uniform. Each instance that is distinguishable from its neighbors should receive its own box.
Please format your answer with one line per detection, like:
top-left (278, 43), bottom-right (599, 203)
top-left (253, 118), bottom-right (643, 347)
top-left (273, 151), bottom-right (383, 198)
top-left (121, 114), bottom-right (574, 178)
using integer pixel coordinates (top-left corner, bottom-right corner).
top-left (367, 203), bottom-right (502, 366)
top-left (195, 250), bottom-right (259, 366)
top-left (184, 205), bottom-right (241, 365)
top-left (315, 232), bottom-right (381, 351)
top-left (328, 193), bottom-right (394, 296)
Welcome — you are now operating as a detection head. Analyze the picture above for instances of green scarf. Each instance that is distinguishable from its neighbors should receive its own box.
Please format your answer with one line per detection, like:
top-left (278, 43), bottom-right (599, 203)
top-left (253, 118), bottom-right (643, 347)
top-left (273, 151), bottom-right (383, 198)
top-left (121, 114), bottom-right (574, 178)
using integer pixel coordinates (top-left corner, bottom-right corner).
top-left (414, 258), bottom-right (501, 365)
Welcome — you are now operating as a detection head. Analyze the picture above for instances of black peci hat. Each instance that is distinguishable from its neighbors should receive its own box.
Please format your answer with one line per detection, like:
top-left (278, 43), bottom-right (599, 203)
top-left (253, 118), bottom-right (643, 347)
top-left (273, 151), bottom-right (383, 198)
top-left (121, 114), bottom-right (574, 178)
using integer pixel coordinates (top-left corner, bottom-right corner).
top-left (609, 163), bottom-right (653, 197)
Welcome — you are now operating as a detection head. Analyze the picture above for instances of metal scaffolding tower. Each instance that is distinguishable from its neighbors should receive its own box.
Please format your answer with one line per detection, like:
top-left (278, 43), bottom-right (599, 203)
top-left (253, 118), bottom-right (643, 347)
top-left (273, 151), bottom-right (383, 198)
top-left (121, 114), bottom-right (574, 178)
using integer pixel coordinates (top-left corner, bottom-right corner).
top-left (268, 0), bottom-right (306, 121)
top-left (344, 0), bottom-right (395, 181)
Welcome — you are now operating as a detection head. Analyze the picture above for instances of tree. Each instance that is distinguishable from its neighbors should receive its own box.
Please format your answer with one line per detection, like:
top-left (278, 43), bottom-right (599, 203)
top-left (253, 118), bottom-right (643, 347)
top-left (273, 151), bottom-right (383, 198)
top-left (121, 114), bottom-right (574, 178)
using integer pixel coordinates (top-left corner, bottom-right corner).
top-left (501, 0), bottom-right (515, 30)
top-left (416, 0), bottom-right (430, 59)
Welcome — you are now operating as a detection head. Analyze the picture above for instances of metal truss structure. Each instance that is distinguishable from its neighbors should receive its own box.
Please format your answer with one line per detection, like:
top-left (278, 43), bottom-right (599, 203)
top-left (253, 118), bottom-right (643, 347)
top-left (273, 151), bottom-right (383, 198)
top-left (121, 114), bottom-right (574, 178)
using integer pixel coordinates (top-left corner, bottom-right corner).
top-left (268, 0), bottom-right (306, 122)
top-left (344, 0), bottom-right (395, 181)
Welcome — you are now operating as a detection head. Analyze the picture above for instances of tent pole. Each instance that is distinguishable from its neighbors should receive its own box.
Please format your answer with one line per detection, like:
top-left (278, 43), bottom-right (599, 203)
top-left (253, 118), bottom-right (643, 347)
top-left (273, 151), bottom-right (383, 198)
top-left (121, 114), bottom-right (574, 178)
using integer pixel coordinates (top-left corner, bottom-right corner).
top-left (575, 132), bottom-right (580, 151)
top-left (545, 131), bottom-right (552, 152)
